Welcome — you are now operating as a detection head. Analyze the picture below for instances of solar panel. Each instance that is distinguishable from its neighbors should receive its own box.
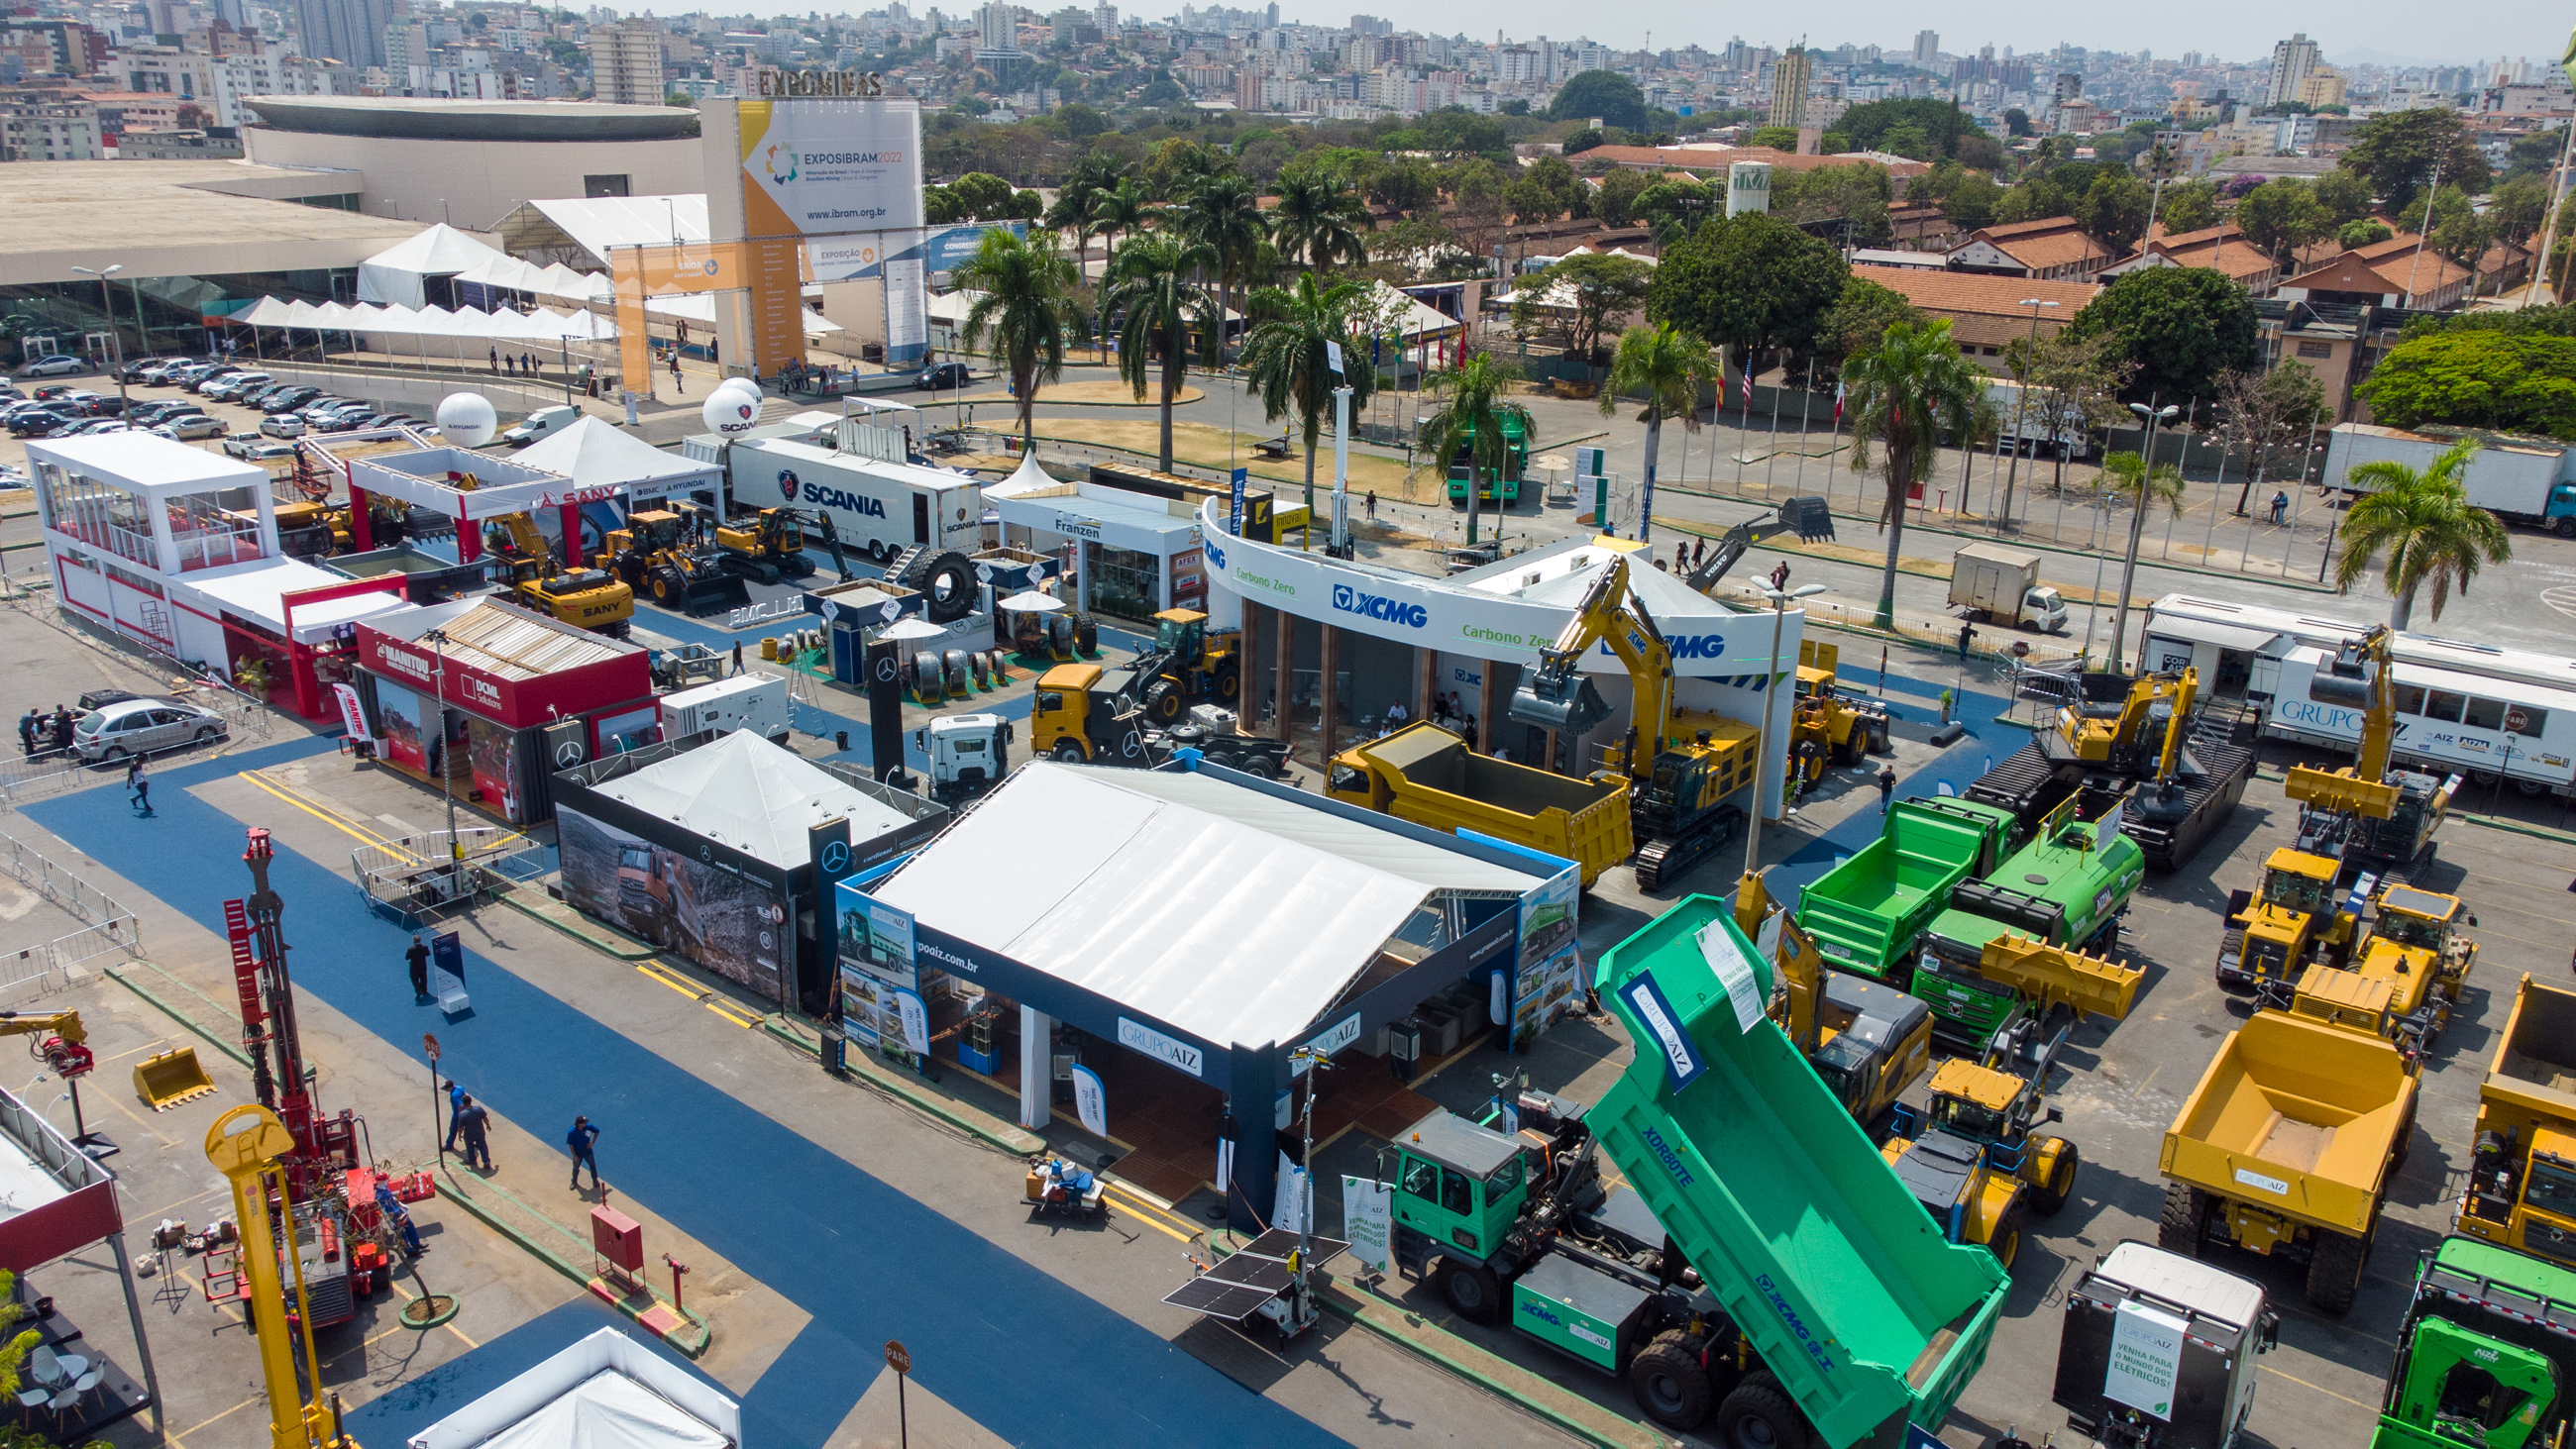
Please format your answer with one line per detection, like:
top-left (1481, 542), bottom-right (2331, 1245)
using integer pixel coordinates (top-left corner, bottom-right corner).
top-left (1203, 1253), bottom-right (1295, 1294)
top-left (1234, 1229), bottom-right (1350, 1265)
top-left (1162, 1275), bottom-right (1278, 1322)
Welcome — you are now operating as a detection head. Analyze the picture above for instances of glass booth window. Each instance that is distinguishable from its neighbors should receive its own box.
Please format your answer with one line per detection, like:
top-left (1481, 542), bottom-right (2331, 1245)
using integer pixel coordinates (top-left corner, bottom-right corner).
top-left (1089, 545), bottom-right (1162, 620)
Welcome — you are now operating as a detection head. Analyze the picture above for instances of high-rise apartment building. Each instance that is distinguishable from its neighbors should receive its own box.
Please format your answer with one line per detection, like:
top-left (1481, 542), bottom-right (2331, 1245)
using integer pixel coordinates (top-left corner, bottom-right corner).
top-left (978, 2), bottom-right (1017, 52)
top-left (1767, 45), bottom-right (1811, 128)
top-left (1911, 30), bottom-right (1937, 67)
top-left (591, 18), bottom-right (666, 105)
top-left (2264, 32), bottom-right (2319, 107)
top-left (294, 0), bottom-right (389, 66)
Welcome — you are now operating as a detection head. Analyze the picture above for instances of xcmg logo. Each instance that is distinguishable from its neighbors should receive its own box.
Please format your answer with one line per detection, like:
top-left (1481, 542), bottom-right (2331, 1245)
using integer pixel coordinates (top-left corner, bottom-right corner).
top-left (1332, 583), bottom-right (1428, 628)
top-left (1204, 539), bottom-right (1227, 571)
top-left (785, 478), bottom-right (888, 518)
top-left (1595, 633), bottom-right (1728, 662)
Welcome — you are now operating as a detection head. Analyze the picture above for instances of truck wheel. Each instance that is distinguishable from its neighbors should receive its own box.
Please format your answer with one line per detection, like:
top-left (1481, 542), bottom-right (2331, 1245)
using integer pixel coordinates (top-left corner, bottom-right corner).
top-left (1438, 1258), bottom-right (1503, 1323)
top-left (1051, 741), bottom-right (1087, 762)
top-left (2305, 1230), bottom-right (2367, 1314)
top-left (2029, 1137), bottom-right (2080, 1216)
top-left (2557, 517), bottom-right (2576, 539)
top-left (1713, 1372), bottom-right (1811, 1449)
top-left (1627, 1330), bottom-right (1715, 1431)
top-left (1213, 663), bottom-right (1239, 703)
top-left (1986, 1203), bottom-right (2026, 1271)
top-left (1245, 755), bottom-right (1282, 781)
top-left (2157, 1183), bottom-right (2206, 1257)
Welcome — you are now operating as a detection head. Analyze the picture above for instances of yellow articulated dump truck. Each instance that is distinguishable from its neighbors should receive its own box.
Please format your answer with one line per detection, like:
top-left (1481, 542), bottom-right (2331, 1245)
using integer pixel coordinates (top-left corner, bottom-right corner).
top-left (2459, 975), bottom-right (2576, 1264)
top-left (1326, 722), bottom-right (1632, 888)
top-left (2159, 1006), bottom-right (2419, 1312)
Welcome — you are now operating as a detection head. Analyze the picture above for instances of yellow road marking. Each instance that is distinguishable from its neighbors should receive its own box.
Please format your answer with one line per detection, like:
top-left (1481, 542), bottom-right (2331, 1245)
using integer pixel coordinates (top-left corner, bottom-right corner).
top-left (167, 1390), bottom-right (263, 1446)
top-left (239, 771), bottom-right (411, 857)
top-left (1103, 1183), bottom-right (1202, 1243)
top-left (636, 961), bottom-right (763, 1028)
top-left (2259, 1363), bottom-right (2379, 1410)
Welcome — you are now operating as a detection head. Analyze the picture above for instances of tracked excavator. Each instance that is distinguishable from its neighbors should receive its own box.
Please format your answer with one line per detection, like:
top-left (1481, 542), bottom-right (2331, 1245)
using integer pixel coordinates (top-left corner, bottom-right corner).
top-left (2284, 625), bottom-right (2456, 880)
top-left (1509, 546), bottom-right (1761, 891)
top-left (480, 514), bottom-right (634, 636)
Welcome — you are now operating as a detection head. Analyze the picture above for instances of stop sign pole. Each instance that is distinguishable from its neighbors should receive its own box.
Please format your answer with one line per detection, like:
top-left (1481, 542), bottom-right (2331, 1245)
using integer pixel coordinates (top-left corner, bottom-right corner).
top-left (884, 1340), bottom-right (911, 1448)
top-left (425, 1033), bottom-right (443, 1168)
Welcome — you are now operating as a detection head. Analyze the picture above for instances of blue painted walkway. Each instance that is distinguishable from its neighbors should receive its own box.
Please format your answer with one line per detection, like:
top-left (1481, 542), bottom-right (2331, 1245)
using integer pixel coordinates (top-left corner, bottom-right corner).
top-left (31, 739), bottom-right (1338, 1449)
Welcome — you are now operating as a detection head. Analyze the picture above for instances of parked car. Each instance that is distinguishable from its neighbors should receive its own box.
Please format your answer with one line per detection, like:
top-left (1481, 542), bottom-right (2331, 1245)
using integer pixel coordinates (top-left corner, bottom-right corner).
top-left (187, 368), bottom-right (248, 395)
top-left (7, 410), bottom-right (73, 437)
top-left (31, 383), bottom-right (81, 402)
top-left (56, 391), bottom-right (111, 416)
top-left (71, 697), bottom-right (227, 762)
top-left (205, 371), bottom-right (273, 401)
top-left (295, 396), bottom-right (354, 419)
top-left (0, 384), bottom-right (24, 404)
top-left (128, 401), bottom-right (193, 425)
top-left (70, 419), bottom-right (132, 436)
top-left (245, 383), bottom-right (302, 409)
top-left (131, 360), bottom-right (184, 384)
top-left (263, 386), bottom-right (319, 413)
top-left (914, 362), bottom-right (972, 390)
top-left (375, 413), bottom-right (425, 428)
top-left (155, 414), bottom-right (225, 440)
top-left (223, 436), bottom-right (298, 462)
top-left (16, 356), bottom-right (84, 378)
top-left (258, 413), bottom-right (308, 438)
top-left (115, 357), bottom-right (167, 383)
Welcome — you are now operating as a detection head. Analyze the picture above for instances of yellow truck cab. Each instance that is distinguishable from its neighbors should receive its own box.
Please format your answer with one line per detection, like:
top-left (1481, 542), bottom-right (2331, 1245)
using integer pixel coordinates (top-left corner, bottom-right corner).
top-left (2461, 976), bottom-right (2576, 1265)
top-left (1030, 663), bottom-right (1151, 766)
top-left (2216, 849), bottom-right (2359, 997)
top-left (2349, 883), bottom-right (2475, 1050)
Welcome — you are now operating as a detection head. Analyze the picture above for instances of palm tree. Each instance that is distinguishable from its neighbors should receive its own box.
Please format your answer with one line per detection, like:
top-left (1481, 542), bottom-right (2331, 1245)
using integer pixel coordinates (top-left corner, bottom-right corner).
top-left (1270, 173), bottom-right (1373, 274)
top-left (1842, 319), bottom-right (1992, 628)
top-left (2099, 450), bottom-right (2187, 514)
top-left (1172, 170), bottom-right (1266, 365)
top-left (1420, 351), bottom-right (1532, 547)
top-left (1241, 273), bottom-right (1379, 518)
top-left (956, 228), bottom-right (1079, 451)
top-left (1599, 325), bottom-right (1719, 545)
top-left (1087, 180), bottom-right (1153, 271)
top-left (1102, 234), bottom-right (1218, 472)
top-left (2333, 438), bottom-right (2512, 629)
top-left (1046, 152), bottom-right (1127, 264)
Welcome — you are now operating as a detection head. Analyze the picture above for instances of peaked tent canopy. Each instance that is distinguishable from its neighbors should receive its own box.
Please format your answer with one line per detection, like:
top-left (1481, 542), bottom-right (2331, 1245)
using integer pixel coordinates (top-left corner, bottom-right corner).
top-left (590, 730), bottom-right (919, 870)
top-left (514, 416), bottom-right (719, 501)
top-left (475, 1370), bottom-right (730, 1449)
top-left (357, 222), bottom-right (515, 308)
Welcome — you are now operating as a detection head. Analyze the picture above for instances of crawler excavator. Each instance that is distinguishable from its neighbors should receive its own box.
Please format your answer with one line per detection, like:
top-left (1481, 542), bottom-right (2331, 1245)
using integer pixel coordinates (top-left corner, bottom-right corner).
top-left (1971, 663), bottom-right (2255, 869)
top-left (1509, 545), bottom-right (1761, 891)
top-left (479, 513), bottom-right (635, 637)
top-left (2284, 625), bottom-right (2456, 881)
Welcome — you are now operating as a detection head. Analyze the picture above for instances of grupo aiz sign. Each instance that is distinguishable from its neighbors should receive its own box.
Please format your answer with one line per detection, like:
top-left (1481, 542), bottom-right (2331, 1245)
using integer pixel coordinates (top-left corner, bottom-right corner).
top-left (1193, 500), bottom-right (1792, 680)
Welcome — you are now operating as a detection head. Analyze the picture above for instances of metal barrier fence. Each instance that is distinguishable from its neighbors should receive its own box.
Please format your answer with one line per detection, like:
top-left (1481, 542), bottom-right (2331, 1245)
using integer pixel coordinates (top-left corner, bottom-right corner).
top-left (352, 826), bottom-right (548, 929)
top-left (0, 826), bottom-right (144, 998)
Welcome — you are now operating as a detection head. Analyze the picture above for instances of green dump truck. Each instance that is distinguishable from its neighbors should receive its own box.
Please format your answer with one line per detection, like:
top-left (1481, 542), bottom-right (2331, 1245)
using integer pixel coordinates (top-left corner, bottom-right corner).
top-left (1796, 798), bottom-right (2024, 982)
top-left (2373, 1236), bottom-right (2576, 1449)
top-left (1910, 805), bottom-right (2146, 1046)
top-left (1326, 722), bottom-right (1634, 888)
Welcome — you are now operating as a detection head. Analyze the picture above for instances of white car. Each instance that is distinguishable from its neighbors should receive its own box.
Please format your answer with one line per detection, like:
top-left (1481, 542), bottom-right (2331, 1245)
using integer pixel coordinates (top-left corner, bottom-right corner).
top-left (72, 697), bottom-right (227, 762)
top-left (204, 371), bottom-right (273, 401)
top-left (16, 356), bottom-right (83, 378)
top-left (258, 413), bottom-right (308, 439)
top-left (153, 414), bottom-right (225, 440)
top-left (223, 438), bottom-right (297, 463)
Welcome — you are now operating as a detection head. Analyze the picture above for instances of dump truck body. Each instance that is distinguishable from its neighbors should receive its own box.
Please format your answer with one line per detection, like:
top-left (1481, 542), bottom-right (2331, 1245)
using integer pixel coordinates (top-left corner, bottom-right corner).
top-left (1795, 798), bottom-right (2021, 982)
top-left (2459, 975), bottom-right (2576, 1265)
top-left (1327, 722), bottom-right (1633, 887)
top-left (1592, 896), bottom-right (2008, 1447)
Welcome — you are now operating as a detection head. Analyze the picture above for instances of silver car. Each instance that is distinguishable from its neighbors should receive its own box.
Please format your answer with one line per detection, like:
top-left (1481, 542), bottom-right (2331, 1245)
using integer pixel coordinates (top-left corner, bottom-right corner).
top-left (72, 697), bottom-right (227, 762)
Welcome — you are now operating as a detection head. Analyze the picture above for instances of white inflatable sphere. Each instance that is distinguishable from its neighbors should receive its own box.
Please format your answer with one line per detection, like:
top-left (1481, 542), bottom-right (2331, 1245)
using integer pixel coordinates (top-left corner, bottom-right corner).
top-left (435, 392), bottom-right (497, 448)
top-left (702, 389), bottom-right (761, 436)
top-left (714, 376), bottom-right (763, 408)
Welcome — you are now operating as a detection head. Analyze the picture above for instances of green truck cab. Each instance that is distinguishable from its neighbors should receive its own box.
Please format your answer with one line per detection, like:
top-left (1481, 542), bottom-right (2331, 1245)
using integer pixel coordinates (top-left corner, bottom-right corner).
top-left (1390, 1110), bottom-right (1539, 1316)
top-left (2375, 1236), bottom-right (2576, 1449)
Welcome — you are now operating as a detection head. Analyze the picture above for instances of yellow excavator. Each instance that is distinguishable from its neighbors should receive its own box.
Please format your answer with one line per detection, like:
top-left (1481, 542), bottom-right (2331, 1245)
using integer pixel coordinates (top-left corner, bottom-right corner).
top-left (481, 513), bottom-right (635, 637)
top-left (1736, 871), bottom-right (1932, 1127)
top-left (206, 1104), bottom-right (358, 1449)
top-left (2283, 625), bottom-right (2454, 878)
top-left (2049, 667), bottom-right (2198, 776)
top-left (1510, 543), bottom-right (1763, 890)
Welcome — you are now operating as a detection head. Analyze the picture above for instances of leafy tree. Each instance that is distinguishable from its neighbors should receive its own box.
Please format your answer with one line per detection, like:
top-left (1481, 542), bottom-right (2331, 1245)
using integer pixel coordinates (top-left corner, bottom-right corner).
top-left (1809, 276), bottom-right (1925, 378)
top-left (1593, 167), bottom-right (1653, 228)
top-left (2012, 330), bottom-right (2134, 500)
top-left (1749, 126), bottom-right (1799, 151)
top-left (946, 171), bottom-right (1016, 220)
top-left (1102, 234), bottom-right (1218, 470)
top-left (1055, 101), bottom-right (1110, 139)
top-left (2233, 178), bottom-right (2330, 268)
top-left (1647, 211), bottom-right (1849, 368)
top-left (2212, 362), bottom-right (2327, 514)
top-left (2003, 108), bottom-right (2033, 138)
top-left (2356, 332), bottom-right (2576, 440)
top-left (956, 229), bottom-right (1078, 449)
top-left (2079, 171), bottom-right (2154, 255)
top-left (2399, 181), bottom-right (2473, 237)
top-left (922, 185), bottom-right (963, 224)
top-left (2100, 449), bottom-right (2187, 523)
top-left (1236, 133), bottom-right (1295, 183)
top-left (2065, 266), bottom-right (2261, 404)
top-left (2338, 108), bottom-right (2491, 211)
top-left (1240, 272), bottom-right (1378, 512)
top-left (1506, 154), bottom-right (1584, 223)
top-left (1171, 170), bottom-right (1265, 362)
top-left (2490, 176), bottom-right (2551, 248)
top-left (1269, 173), bottom-right (1372, 272)
top-left (1086, 178), bottom-right (1153, 263)
top-left (2156, 180), bottom-right (2220, 235)
top-left (1549, 69), bottom-right (1648, 132)
top-left (1365, 158), bottom-right (1441, 216)
top-left (2337, 218), bottom-right (2394, 249)
top-left (1281, 146), bottom-right (1382, 190)
top-left (1046, 150), bottom-right (1127, 244)
top-left (1419, 107), bottom-right (1508, 159)
top-left (1442, 158), bottom-right (1511, 257)
top-left (1631, 178), bottom-right (1715, 244)
top-left (2507, 128), bottom-right (2570, 181)
top-left (1842, 319), bottom-right (1994, 626)
top-left (1600, 324), bottom-right (1719, 542)
top-left (2309, 168), bottom-right (2374, 223)
top-left (2333, 437), bottom-right (2512, 628)
top-left (1420, 352), bottom-right (1532, 544)
top-left (2398, 304), bottom-right (2576, 341)
top-left (1512, 253), bottom-right (1653, 367)
top-left (1940, 171), bottom-right (2003, 231)
top-left (1833, 97), bottom-right (1984, 160)
top-left (1775, 162), bottom-right (1893, 246)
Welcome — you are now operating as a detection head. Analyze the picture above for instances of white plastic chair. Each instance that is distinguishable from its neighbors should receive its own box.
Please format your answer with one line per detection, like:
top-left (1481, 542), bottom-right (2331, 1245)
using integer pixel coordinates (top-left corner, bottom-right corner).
top-left (26, 1346), bottom-right (63, 1390)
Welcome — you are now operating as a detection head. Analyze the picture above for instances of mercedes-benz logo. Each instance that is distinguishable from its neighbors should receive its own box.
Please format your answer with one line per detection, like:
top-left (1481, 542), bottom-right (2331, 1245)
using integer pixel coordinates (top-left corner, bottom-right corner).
top-left (556, 740), bottom-right (586, 767)
top-left (875, 658), bottom-right (899, 682)
top-left (820, 841), bottom-right (849, 874)
top-left (699, 844), bottom-right (712, 862)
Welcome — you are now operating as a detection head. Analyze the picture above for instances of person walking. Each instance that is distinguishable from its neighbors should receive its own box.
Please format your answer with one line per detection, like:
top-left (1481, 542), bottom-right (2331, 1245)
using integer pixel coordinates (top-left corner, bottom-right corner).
top-left (521, 354), bottom-right (534, 376)
top-left (455, 1094), bottom-right (491, 1171)
top-left (1770, 561), bottom-right (1790, 594)
top-left (567, 1115), bottom-right (601, 1191)
top-left (502, 355), bottom-right (514, 377)
top-left (1957, 621), bottom-right (1976, 663)
top-left (1877, 765), bottom-right (1897, 814)
top-left (1692, 537), bottom-right (1706, 568)
top-left (126, 759), bottom-right (152, 815)
top-left (1365, 490), bottom-right (1377, 521)
top-left (406, 934), bottom-right (431, 999)
top-left (668, 352), bottom-right (684, 393)
top-left (17, 707), bottom-right (35, 757)
top-left (489, 346), bottom-right (499, 373)
top-left (445, 1079), bottom-right (468, 1153)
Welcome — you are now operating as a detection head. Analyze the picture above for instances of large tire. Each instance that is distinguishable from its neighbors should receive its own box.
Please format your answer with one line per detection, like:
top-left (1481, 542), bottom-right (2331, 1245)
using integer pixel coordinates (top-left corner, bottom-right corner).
top-left (1071, 611), bottom-right (1099, 655)
top-left (1713, 1372), bottom-right (1811, 1449)
top-left (894, 549), bottom-right (977, 623)
top-left (1438, 1258), bottom-right (1503, 1323)
top-left (1626, 1329), bottom-right (1716, 1431)
top-left (1245, 754), bottom-right (1282, 781)
top-left (1142, 678), bottom-right (1184, 725)
top-left (2029, 1136), bottom-right (2080, 1216)
top-left (1051, 740), bottom-right (1087, 762)
top-left (1213, 662), bottom-right (1240, 703)
top-left (2306, 1229), bottom-right (2367, 1315)
top-left (1986, 1201), bottom-right (2026, 1272)
top-left (2158, 1182), bottom-right (2206, 1257)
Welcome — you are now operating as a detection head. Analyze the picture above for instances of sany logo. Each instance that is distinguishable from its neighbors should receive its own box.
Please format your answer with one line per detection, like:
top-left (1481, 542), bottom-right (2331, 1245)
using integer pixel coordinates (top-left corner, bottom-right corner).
top-left (1333, 583), bottom-right (1428, 628)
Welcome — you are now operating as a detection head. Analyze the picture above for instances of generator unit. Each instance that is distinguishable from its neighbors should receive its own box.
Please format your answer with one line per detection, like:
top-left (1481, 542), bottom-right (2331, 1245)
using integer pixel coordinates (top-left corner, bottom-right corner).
top-left (659, 674), bottom-right (792, 745)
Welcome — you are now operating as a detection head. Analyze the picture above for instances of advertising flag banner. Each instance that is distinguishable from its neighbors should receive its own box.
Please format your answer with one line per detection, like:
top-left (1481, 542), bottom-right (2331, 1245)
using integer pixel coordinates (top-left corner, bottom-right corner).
top-left (1342, 1176), bottom-right (1391, 1270)
top-left (1071, 1064), bottom-right (1107, 1136)
top-left (331, 682), bottom-right (372, 742)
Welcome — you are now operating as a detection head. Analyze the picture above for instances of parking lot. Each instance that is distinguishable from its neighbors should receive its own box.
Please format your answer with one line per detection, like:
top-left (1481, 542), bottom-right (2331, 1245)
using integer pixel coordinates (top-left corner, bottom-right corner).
top-left (3, 358), bottom-right (438, 477)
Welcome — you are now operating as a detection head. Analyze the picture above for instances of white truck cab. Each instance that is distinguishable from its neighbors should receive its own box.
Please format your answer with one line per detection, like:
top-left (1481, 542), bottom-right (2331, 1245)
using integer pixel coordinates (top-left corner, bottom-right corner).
top-left (2022, 585), bottom-right (2069, 634)
top-left (915, 713), bottom-right (1013, 801)
top-left (2048, 1241), bottom-right (2276, 1449)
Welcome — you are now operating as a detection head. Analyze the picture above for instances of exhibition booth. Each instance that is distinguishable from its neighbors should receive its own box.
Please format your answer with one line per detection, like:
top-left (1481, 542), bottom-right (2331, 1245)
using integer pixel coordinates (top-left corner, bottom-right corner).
top-left (990, 478), bottom-right (1208, 621)
top-left (844, 758), bottom-right (1580, 1228)
top-left (347, 596), bottom-right (657, 826)
top-left (553, 731), bottom-right (947, 1011)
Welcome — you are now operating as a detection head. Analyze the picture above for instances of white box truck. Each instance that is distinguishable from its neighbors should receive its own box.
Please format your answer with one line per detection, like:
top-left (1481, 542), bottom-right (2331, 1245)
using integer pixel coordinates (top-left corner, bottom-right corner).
top-left (2321, 422), bottom-right (2576, 538)
top-left (728, 437), bottom-right (985, 565)
top-left (1985, 378), bottom-right (2099, 461)
top-left (1949, 542), bottom-right (2069, 632)
top-left (660, 675), bottom-right (791, 744)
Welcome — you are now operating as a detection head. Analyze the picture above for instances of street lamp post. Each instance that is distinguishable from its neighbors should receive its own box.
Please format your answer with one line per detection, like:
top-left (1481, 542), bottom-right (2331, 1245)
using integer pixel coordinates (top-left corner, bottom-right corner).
top-left (423, 627), bottom-right (464, 894)
top-left (1749, 583), bottom-right (1827, 873)
top-left (2110, 400), bottom-right (2180, 674)
top-left (70, 264), bottom-right (126, 411)
top-left (1994, 298), bottom-right (2058, 531)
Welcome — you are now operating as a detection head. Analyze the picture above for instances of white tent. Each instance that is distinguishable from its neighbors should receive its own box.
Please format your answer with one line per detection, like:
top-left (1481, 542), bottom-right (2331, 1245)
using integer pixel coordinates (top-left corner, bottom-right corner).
top-left (406, 1329), bottom-right (739, 1449)
top-left (642, 293), bottom-right (841, 336)
top-left (515, 416), bottom-right (719, 504)
top-left (1366, 281), bottom-right (1464, 344)
top-left (523, 194), bottom-right (711, 269)
top-left (590, 731), bottom-right (925, 869)
top-left (357, 223), bottom-right (514, 308)
top-left (476, 1371), bottom-right (728, 1449)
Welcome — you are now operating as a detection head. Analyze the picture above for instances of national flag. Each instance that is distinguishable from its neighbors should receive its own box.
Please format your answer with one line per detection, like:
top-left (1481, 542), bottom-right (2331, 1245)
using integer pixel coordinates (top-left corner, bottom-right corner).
top-left (1739, 356), bottom-right (1754, 409)
top-left (1833, 379), bottom-right (1847, 423)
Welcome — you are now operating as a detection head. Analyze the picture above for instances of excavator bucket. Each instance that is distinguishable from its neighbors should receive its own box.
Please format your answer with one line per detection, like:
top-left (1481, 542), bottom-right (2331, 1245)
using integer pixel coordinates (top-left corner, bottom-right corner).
top-left (1776, 495), bottom-right (1836, 542)
top-left (134, 1047), bottom-right (217, 1111)
top-left (2284, 764), bottom-right (2405, 818)
top-left (681, 569), bottom-right (752, 615)
top-left (1509, 673), bottom-right (1612, 737)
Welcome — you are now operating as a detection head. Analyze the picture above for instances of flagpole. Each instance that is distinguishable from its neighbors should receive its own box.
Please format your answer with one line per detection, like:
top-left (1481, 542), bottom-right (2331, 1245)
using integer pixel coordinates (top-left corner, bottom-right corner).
top-left (1793, 360), bottom-right (1813, 494)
